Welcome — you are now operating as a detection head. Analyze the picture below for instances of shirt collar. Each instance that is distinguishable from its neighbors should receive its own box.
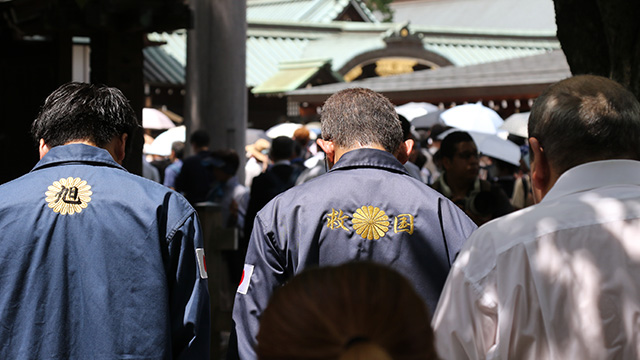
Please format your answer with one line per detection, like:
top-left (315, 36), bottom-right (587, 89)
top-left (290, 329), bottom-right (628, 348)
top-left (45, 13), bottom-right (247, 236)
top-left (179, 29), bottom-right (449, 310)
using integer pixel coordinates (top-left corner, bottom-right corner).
top-left (31, 143), bottom-right (125, 172)
top-left (330, 148), bottom-right (408, 175)
top-left (542, 159), bottom-right (640, 203)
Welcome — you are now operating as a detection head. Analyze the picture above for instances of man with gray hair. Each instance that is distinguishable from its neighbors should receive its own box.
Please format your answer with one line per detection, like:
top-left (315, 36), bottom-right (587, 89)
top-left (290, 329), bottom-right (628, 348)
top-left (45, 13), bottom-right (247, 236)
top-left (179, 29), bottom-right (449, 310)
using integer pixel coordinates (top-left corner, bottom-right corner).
top-left (229, 87), bottom-right (476, 359)
top-left (432, 74), bottom-right (640, 359)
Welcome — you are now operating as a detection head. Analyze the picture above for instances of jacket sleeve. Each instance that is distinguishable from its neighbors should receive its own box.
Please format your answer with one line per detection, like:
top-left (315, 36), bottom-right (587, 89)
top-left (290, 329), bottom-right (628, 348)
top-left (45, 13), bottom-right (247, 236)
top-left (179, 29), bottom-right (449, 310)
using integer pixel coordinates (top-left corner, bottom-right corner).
top-left (167, 211), bottom-right (211, 360)
top-left (231, 211), bottom-right (289, 360)
top-left (438, 197), bottom-right (478, 265)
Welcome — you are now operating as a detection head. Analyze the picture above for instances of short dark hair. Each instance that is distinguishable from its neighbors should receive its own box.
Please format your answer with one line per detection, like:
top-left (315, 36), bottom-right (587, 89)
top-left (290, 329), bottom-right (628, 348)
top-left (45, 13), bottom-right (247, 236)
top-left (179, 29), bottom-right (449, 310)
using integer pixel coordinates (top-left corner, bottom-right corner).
top-left (529, 74), bottom-right (640, 173)
top-left (171, 141), bottom-right (185, 160)
top-left (321, 88), bottom-right (403, 153)
top-left (190, 130), bottom-right (210, 149)
top-left (31, 82), bottom-right (139, 149)
top-left (440, 131), bottom-right (475, 159)
top-left (211, 149), bottom-right (240, 175)
top-left (269, 136), bottom-right (295, 161)
top-left (399, 114), bottom-right (413, 141)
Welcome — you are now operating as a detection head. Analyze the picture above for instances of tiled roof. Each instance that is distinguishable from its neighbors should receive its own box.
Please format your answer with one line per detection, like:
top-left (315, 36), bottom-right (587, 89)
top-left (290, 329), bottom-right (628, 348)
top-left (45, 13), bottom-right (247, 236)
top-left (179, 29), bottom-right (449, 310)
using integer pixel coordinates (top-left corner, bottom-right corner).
top-left (143, 45), bottom-right (185, 85)
top-left (147, 30), bottom-right (187, 66)
top-left (247, 35), bottom-right (311, 87)
top-left (390, 0), bottom-right (557, 32)
top-left (247, 0), bottom-right (377, 23)
top-left (144, 20), bottom-right (559, 89)
top-left (251, 59), bottom-right (341, 94)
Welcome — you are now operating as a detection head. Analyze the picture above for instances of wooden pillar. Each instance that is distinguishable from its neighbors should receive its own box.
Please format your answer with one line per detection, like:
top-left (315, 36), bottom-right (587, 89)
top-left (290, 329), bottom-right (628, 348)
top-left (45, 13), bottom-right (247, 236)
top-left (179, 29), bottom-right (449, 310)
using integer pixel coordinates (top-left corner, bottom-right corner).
top-left (90, 31), bottom-right (145, 176)
top-left (186, 0), bottom-right (247, 180)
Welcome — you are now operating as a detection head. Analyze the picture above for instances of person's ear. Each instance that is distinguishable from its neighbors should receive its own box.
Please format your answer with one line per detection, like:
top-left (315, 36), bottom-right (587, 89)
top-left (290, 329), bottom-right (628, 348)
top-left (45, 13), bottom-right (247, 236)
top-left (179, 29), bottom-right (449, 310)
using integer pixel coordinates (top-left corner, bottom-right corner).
top-left (39, 139), bottom-right (50, 159)
top-left (528, 137), bottom-right (550, 202)
top-left (395, 139), bottom-right (414, 164)
top-left (113, 133), bottom-right (128, 164)
top-left (317, 138), bottom-right (335, 164)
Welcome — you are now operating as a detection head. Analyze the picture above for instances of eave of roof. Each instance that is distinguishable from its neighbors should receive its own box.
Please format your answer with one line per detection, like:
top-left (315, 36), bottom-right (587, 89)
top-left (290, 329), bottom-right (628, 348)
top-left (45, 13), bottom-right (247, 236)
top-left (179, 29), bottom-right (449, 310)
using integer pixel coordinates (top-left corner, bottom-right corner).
top-left (251, 59), bottom-right (339, 94)
top-left (286, 49), bottom-right (571, 103)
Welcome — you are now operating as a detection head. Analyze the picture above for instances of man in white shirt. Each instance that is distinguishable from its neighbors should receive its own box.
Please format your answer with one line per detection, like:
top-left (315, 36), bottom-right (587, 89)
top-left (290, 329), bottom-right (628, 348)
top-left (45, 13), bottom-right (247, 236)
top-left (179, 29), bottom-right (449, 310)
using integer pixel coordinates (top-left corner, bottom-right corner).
top-left (432, 74), bottom-right (640, 359)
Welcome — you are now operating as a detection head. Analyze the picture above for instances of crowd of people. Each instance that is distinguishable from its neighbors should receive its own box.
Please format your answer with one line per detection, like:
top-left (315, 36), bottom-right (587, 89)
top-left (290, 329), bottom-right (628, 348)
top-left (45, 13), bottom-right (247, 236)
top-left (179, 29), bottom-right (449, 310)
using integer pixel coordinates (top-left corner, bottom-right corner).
top-left (2, 73), bottom-right (640, 360)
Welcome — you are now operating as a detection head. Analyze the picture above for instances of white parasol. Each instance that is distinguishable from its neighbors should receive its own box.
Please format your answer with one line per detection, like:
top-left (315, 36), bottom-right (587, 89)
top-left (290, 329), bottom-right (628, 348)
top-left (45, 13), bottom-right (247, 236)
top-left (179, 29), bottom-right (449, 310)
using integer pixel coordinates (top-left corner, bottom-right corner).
top-left (439, 129), bottom-right (521, 166)
top-left (144, 125), bottom-right (186, 156)
top-left (266, 123), bottom-right (303, 139)
top-left (142, 108), bottom-right (176, 130)
top-left (440, 103), bottom-right (504, 134)
top-left (395, 102), bottom-right (439, 120)
top-left (500, 112), bottom-right (529, 138)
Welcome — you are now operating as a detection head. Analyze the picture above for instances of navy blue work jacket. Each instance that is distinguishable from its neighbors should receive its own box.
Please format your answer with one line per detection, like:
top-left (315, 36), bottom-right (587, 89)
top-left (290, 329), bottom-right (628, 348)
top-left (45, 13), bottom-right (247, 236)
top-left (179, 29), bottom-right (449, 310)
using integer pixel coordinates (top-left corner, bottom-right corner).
top-left (0, 144), bottom-right (209, 360)
top-left (231, 148), bottom-right (477, 359)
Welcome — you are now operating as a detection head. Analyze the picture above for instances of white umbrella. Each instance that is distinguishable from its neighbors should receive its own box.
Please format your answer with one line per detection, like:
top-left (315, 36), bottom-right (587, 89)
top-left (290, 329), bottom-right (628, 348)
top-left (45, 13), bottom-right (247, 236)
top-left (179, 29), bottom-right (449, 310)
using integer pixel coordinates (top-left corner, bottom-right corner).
top-left (144, 125), bottom-right (186, 156)
top-left (500, 112), bottom-right (529, 138)
top-left (395, 102), bottom-right (439, 120)
top-left (266, 123), bottom-right (302, 139)
top-left (246, 128), bottom-right (270, 146)
top-left (411, 109), bottom-right (445, 129)
top-left (143, 108), bottom-right (176, 130)
top-left (440, 103), bottom-right (504, 134)
top-left (439, 129), bottom-right (521, 166)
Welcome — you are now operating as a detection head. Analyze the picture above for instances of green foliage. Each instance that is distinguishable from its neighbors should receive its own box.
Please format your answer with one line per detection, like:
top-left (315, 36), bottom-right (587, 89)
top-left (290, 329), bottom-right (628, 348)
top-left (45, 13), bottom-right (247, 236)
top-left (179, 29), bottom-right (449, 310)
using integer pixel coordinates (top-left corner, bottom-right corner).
top-left (363, 0), bottom-right (394, 22)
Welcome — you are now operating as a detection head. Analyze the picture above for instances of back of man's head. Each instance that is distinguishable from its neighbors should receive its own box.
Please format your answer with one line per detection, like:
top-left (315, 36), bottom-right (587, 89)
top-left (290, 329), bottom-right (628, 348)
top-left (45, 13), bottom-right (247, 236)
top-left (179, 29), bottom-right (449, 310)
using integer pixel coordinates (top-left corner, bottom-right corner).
top-left (320, 88), bottom-right (403, 153)
top-left (399, 115), bottom-right (413, 141)
top-left (270, 136), bottom-right (295, 162)
top-left (529, 74), bottom-right (640, 173)
top-left (440, 131), bottom-right (474, 160)
top-left (190, 130), bottom-right (210, 150)
top-left (211, 149), bottom-right (240, 176)
top-left (31, 82), bottom-right (139, 150)
top-left (171, 141), bottom-right (185, 160)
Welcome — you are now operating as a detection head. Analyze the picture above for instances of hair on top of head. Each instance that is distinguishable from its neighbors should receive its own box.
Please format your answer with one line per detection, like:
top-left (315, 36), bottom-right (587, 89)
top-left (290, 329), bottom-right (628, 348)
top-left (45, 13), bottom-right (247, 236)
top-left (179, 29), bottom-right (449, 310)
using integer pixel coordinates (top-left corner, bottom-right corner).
top-left (210, 148), bottom-right (240, 175)
top-left (257, 262), bottom-right (437, 360)
top-left (171, 141), bottom-right (185, 160)
top-left (190, 130), bottom-right (210, 149)
top-left (320, 88), bottom-right (404, 153)
top-left (529, 74), bottom-right (640, 173)
top-left (31, 82), bottom-right (139, 150)
top-left (269, 136), bottom-right (295, 161)
top-left (399, 114), bottom-right (413, 141)
top-left (440, 131), bottom-right (474, 159)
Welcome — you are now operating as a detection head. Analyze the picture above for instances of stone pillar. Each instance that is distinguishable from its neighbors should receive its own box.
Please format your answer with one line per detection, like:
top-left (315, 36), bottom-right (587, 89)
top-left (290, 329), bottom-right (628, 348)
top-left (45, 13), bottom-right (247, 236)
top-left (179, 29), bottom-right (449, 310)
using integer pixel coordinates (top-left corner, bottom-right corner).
top-left (186, 0), bottom-right (247, 180)
top-left (186, 1), bottom-right (247, 358)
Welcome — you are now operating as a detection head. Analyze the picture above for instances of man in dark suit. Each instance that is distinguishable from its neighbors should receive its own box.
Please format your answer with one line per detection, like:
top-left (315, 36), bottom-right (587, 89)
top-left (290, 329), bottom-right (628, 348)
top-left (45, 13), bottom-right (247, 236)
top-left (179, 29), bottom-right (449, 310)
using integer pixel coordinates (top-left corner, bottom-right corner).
top-left (243, 136), bottom-right (302, 248)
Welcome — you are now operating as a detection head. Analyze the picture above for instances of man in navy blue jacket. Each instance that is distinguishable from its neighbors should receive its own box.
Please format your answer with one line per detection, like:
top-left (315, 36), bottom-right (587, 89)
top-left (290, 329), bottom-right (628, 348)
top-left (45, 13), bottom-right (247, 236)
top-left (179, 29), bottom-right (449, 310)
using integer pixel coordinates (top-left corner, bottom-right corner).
top-left (0, 83), bottom-right (210, 359)
top-left (230, 88), bottom-right (476, 359)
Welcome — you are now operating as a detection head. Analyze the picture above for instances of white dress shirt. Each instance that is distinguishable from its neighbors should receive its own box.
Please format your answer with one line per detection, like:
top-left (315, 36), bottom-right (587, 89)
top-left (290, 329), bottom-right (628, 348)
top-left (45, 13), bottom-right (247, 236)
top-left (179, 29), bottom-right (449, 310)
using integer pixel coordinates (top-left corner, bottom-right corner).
top-left (432, 159), bottom-right (640, 360)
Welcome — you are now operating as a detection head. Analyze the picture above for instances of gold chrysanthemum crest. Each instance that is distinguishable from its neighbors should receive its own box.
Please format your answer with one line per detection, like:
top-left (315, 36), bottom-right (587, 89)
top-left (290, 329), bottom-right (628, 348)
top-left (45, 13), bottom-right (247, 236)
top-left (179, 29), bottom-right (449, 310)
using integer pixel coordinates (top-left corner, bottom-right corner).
top-left (352, 205), bottom-right (389, 240)
top-left (45, 177), bottom-right (92, 215)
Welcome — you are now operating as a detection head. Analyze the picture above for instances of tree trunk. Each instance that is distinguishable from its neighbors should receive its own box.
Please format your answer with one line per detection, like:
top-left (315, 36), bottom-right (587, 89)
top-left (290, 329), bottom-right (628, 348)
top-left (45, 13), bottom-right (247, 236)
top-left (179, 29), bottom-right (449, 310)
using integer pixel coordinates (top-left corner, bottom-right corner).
top-left (554, 0), bottom-right (640, 97)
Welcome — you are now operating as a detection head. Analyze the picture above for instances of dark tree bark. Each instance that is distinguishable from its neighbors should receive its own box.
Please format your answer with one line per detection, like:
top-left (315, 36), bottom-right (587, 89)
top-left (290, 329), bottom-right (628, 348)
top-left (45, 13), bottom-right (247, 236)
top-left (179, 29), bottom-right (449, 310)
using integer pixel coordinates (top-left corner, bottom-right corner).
top-left (554, 0), bottom-right (640, 97)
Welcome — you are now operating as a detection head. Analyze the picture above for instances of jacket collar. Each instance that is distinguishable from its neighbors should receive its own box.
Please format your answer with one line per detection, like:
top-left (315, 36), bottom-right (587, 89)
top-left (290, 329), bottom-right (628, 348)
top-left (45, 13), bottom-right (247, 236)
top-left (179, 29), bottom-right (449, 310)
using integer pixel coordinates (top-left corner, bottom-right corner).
top-left (330, 148), bottom-right (408, 175)
top-left (31, 144), bottom-right (125, 172)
